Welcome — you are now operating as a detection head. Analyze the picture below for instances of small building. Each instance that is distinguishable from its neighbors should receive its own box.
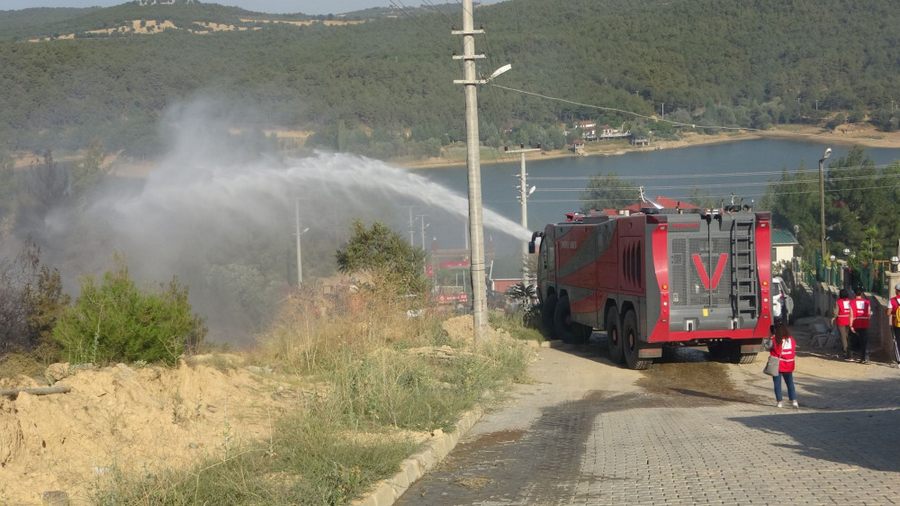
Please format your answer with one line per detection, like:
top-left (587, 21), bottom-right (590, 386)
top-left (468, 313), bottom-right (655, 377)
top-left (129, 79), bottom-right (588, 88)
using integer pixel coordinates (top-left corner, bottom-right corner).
top-left (631, 135), bottom-right (650, 146)
top-left (599, 124), bottom-right (630, 139)
top-left (771, 229), bottom-right (800, 264)
top-left (492, 278), bottom-right (523, 294)
top-left (571, 139), bottom-right (586, 155)
top-left (575, 120), bottom-right (598, 141)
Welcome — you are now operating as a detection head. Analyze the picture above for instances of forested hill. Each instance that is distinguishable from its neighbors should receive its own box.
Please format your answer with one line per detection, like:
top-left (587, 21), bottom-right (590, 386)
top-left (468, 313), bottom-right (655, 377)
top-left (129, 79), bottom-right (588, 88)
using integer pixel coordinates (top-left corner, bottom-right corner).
top-left (1, 0), bottom-right (898, 157)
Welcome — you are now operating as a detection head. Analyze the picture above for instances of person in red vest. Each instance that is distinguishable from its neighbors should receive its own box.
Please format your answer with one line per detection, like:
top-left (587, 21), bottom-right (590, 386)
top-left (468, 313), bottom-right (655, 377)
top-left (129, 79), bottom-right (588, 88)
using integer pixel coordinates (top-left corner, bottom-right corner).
top-left (851, 286), bottom-right (872, 364)
top-left (769, 322), bottom-right (798, 408)
top-left (887, 283), bottom-right (900, 368)
top-left (832, 288), bottom-right (854, 360)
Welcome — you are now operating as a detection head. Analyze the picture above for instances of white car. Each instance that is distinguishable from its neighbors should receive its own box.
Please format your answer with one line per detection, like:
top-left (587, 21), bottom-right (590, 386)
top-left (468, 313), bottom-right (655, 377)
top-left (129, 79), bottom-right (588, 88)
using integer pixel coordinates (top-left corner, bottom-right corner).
top-left (772, 276), bottom-right (794, 324)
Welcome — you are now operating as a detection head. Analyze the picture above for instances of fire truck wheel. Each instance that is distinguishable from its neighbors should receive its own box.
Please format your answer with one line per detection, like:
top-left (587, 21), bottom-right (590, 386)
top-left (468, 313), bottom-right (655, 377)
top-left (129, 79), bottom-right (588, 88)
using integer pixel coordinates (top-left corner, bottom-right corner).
top-left (541, 293), bottom-right (558, 338)
top-left (554, 295), bottom-right (588, 344)
top-left (606, 308), bottom-right (624, 364)
top-left (707, 342), bottom-right (727, 361)
top-left (622, 310), bottom-right (652, 370)
top-left (724, 341), bottom-right (757, 364)
top-left (737, 351), bottom-right (758, 364)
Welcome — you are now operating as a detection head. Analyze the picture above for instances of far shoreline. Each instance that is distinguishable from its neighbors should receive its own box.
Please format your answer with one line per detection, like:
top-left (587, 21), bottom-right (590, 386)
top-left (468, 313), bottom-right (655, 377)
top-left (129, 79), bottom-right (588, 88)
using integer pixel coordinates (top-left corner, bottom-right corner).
top-left (397, 124), bottom-right (900, 171)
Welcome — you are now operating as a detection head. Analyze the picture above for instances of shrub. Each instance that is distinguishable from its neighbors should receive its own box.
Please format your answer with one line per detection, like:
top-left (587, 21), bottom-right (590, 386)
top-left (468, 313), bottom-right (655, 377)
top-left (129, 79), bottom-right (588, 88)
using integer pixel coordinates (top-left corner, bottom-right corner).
top-left (335, 221), bottom-right (427, 296)
top-left (52, 263), bottom-right (206, 365)
top-left (0, 243), bottom-right (70, 359)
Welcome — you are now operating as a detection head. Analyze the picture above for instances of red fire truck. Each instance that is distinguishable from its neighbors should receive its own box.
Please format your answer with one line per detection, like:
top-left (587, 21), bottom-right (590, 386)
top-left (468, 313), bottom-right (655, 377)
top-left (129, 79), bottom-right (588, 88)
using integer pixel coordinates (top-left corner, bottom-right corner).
top-left (530, 204), bottom-right (773, 369)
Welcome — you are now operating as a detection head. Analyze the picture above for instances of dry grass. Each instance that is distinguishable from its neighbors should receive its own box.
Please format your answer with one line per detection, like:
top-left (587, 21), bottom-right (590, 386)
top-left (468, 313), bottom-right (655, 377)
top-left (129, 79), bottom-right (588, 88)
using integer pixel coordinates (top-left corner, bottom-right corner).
top-left (97, 286), bottom-right (533, 504)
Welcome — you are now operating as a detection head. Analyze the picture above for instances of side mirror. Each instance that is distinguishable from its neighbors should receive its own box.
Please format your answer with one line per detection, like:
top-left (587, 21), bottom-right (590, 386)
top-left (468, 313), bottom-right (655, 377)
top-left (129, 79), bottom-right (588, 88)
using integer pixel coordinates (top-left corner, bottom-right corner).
top-left (528, 231), bottom-right (543, 254)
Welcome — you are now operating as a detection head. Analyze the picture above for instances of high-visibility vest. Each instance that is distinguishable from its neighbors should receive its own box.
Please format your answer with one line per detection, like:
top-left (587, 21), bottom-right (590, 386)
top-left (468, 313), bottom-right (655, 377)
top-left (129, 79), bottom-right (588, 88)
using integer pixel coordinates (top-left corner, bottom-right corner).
top-left (771, 336), bottom-right (796, 373)
top-left (852, 298), bottom-right (871, 330)
top-left (891, 296), bottom-right (900, 327)
top-left (836, 298), bottom-right (852, 326)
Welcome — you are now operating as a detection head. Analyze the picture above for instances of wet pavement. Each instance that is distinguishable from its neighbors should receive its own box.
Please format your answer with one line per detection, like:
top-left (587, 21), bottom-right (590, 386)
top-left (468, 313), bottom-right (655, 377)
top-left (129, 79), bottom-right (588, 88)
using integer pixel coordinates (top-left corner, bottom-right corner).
top-left (397, 328), bottom-right (900, 505)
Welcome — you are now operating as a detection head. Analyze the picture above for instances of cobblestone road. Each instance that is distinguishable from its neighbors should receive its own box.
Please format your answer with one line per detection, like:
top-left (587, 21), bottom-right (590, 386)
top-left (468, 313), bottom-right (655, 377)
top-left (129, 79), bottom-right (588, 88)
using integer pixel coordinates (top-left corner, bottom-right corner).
top-left (397, 327), bottom-right (900, 506)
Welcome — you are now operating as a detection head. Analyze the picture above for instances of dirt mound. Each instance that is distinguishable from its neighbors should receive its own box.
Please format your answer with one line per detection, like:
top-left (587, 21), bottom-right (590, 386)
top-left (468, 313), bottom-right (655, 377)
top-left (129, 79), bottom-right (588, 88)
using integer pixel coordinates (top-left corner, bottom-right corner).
top-left (0, 357), bottom-right (305, 504)
top-left (442, 315), bottom-right (514, 344)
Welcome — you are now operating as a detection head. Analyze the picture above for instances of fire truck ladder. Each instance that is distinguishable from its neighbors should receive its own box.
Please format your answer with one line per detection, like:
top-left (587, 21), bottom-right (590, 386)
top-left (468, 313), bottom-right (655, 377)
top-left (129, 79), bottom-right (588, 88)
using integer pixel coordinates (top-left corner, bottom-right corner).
top-left (730, 219), bottom-right (758, 319)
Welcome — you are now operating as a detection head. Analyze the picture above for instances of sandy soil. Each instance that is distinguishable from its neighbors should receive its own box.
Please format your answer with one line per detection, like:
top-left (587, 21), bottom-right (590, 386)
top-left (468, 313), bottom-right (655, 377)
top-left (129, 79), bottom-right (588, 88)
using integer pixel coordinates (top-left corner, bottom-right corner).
top-left (0, 356), bottom-right (308, 504)
top-left (0, 315), bottom-right (510, 505)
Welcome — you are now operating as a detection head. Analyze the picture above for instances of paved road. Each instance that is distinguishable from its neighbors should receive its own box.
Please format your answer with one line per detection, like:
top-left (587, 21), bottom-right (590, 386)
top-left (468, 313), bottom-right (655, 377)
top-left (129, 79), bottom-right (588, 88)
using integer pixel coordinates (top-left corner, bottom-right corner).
top-left (397, 328), bottom-right (900, 506)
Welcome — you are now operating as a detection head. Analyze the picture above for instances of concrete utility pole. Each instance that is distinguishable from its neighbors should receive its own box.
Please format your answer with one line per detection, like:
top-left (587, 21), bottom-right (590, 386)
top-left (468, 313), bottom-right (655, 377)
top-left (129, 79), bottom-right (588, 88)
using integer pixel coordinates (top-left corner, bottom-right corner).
top-left (407, 206), bottom-right (415, 245)
top-left (819, 147), bottom-right (832, 264)
top-left (417, 215), bottom-right (429, 250)
top-left (506, 145), bottom-right (540, 280)
top-left (295, 199), bottom-right (309, 287)
top-left (453, 0), bottom-right (488, 342)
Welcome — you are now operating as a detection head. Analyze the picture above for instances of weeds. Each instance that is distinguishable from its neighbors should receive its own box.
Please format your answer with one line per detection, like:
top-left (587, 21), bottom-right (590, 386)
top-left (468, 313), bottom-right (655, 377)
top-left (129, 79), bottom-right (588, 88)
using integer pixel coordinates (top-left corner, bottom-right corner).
top-left (94, 415), bottom-right (415, 506)
top-left (489, 310), bottom-right (544, 343)
top-left (97, 285), bottom-right (532, 504)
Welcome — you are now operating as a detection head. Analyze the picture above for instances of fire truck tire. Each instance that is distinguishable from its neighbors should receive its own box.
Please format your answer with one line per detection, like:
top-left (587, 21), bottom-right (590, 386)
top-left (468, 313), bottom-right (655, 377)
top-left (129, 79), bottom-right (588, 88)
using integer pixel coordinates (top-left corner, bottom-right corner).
top-left (737, 352), bottom-right (758, 364)
top-left (723, 341), bottom-right (757, 364)
top-left (706, 342), bottom-right (727, 361)
top-left (554, 295), bottom-right (588, 344)
top-left (622, 310), bottom-right (652, 370)
top-left (542, 293), bottom-right (558, 338)
top-left (606, 308), bottom-right (624, 364)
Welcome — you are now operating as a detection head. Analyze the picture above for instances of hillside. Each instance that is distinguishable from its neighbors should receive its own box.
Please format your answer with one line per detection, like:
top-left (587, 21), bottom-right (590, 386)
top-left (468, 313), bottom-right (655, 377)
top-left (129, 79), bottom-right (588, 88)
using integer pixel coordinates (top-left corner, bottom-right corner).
top-left (0, 0), bottom-right (898, 157)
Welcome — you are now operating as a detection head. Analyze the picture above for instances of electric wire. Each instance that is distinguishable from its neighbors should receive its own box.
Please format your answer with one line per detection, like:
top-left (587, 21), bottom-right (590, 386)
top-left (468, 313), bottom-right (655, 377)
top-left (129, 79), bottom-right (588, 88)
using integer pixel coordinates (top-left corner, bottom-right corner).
top-left (515, 183), bottom-right (900, 205)
top-left (535, 172), bottom-right (900, 193)
top-left (528, 163), bottom-right (899, 181)
top-left (489, 82), bottom-right (759, 132)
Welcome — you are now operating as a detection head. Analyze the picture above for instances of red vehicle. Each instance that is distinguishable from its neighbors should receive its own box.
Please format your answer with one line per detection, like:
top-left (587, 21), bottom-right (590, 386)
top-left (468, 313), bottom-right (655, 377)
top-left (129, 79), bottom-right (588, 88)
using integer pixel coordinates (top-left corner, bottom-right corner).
top-left (530, 204), bottom-right (773, 369)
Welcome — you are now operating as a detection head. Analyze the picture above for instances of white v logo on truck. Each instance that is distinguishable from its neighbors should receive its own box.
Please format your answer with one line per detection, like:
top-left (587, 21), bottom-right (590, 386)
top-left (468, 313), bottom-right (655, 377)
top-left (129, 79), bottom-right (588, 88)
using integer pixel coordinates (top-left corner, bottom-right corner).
top-left (691, 253), bottom-right (729, 290)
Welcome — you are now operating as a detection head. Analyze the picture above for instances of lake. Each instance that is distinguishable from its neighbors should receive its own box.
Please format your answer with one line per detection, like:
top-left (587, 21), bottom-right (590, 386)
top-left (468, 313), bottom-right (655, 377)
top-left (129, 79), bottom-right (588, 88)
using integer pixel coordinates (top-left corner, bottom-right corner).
top-left (414, 138), bottom-right (900, 276)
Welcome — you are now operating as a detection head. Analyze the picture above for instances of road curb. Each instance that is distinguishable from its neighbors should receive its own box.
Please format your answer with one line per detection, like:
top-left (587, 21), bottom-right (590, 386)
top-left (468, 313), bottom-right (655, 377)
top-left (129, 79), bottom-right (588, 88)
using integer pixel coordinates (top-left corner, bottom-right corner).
top-left (352, 406), bottom-right (485, 506)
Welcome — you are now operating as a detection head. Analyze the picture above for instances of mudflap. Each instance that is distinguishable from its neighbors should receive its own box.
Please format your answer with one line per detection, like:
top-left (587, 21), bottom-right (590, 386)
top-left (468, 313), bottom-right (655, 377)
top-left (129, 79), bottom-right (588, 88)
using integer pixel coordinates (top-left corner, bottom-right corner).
top-left (638, 347), bottom-right (663, 359)
top-left (740, 343), bottom-right (763, 354)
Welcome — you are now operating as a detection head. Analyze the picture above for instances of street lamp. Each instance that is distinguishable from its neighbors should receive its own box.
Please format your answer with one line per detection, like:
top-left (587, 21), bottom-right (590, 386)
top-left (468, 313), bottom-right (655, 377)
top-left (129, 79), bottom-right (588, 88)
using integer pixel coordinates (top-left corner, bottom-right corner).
top-left (819, 147), bottom-right (832, 264)
top-left (507, 144), bottom-right (540, 281)
top-left (453, 0), bottom-right (512, 342)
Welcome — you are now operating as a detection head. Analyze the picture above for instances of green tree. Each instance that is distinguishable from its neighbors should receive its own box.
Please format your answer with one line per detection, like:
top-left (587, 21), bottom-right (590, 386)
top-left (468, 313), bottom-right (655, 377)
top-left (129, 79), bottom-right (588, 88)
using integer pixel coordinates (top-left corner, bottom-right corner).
top-left (580, 173), bottom-right (639, 212)
top-left (335, 221), bottom-right (426, 295)
top-left (70, 139), bottom-right (107, 201)
top-left (53, 262), bottom-right (206, 365)
top-left (0, 149), bottom-right (14, 222)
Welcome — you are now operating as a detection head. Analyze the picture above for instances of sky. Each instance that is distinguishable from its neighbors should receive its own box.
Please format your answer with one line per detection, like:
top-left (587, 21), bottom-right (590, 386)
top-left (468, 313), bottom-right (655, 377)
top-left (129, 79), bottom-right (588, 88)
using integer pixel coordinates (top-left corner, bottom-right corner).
top-left (2, 1), bottom-right (468, 15)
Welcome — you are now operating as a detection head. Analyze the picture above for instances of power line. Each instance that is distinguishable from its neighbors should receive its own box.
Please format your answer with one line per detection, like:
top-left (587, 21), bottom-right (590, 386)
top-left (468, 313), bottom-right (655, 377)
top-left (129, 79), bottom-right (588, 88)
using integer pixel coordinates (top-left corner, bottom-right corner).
top-left (528, 163), bottom-right (900, 181)
top-left (522, 183), bottom-right (900, 205)
top-left (489, 83), bottom-right (760, 132)
top-left (538, 172), bottom-right (900, 192)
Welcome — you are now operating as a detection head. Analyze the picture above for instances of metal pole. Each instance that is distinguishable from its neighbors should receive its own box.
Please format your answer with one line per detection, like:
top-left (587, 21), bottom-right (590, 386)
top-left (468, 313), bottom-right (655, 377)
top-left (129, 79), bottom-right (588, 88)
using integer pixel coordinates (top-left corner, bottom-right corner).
top-left (295, 199), bottom-right (302, 287)
top-left (408, 206), bottom-right (415, 245)
top-left (819, 148), bottom-right (831, 263)
top-left (455, 0), bottom-right (487, 342)
top-left (520, 152), bottom-right (527, 278)
top-left (419, 215), bottom-right (427, 251)
top-left (819, 157), bottom-right (825, 262)
top-left (507, 146), bottom-right (539, 280)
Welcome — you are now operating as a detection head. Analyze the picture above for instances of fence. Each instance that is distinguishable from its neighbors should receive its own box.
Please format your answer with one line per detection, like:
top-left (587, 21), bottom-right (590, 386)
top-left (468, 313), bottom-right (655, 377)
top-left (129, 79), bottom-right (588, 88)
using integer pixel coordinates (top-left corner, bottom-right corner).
top-left (809, 252), bottom-right (892, 297)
